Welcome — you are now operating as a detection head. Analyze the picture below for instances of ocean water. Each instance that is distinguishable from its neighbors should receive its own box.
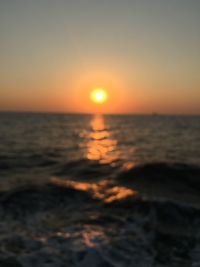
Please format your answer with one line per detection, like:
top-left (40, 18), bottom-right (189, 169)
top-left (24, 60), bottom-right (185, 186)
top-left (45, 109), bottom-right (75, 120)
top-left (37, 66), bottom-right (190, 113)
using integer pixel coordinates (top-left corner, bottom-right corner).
top-left (0, 112), bottom-right (199, 177)
top-left (0, 112), bottom-right (200, 266)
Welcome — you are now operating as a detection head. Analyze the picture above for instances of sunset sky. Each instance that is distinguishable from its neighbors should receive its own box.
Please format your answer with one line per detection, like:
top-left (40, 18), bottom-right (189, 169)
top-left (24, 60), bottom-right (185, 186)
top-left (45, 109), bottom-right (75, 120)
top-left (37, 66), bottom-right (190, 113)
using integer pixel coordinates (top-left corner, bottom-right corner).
top-left (0, 0), bottom-right (200, 114)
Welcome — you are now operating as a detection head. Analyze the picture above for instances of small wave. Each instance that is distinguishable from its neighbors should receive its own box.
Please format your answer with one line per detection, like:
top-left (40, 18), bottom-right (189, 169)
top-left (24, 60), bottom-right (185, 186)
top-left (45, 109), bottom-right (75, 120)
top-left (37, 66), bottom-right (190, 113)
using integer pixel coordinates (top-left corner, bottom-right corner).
top-left (54, 159), bottom-right (115, 180)
top-left (117, 162), bottom-right (200, 207)
top-left (0, 180), bottom-right (94, 217)
top-left (0, 154), bottom-right (59, 174)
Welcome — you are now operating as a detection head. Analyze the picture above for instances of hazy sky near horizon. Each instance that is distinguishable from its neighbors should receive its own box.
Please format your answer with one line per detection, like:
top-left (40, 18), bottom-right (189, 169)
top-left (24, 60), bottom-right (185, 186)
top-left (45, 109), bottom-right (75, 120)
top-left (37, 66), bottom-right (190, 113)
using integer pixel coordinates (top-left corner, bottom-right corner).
top-left (0, 0), bottom-right (200, 114)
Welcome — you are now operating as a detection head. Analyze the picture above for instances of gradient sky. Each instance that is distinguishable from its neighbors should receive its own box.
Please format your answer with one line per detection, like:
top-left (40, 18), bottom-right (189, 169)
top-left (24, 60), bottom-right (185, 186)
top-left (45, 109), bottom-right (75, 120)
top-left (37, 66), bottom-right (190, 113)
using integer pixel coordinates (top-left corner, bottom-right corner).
top-left (0, 0), bottom-right (200, 114)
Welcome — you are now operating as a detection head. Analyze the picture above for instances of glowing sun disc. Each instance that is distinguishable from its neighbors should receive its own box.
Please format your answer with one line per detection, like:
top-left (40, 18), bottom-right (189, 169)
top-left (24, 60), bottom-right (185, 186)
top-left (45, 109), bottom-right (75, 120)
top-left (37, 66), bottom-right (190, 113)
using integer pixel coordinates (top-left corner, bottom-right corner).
top-left (90, 88), bottom-right (108, 104)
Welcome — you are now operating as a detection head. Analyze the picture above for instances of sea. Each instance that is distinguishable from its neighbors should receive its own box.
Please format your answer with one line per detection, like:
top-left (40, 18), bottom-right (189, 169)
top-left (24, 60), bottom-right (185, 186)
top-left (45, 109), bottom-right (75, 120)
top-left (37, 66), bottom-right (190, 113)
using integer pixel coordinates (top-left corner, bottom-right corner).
top-left (0, 112), bottom-right (200, 266)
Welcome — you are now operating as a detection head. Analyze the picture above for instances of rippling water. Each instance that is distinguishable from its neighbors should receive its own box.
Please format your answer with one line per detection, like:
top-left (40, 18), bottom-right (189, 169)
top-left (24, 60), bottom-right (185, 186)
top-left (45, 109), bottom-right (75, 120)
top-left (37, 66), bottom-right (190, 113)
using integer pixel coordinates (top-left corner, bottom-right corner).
top-left (0, 112), bottom-right (199, 178)
top-left (0, 112), bottom-right (200, 266)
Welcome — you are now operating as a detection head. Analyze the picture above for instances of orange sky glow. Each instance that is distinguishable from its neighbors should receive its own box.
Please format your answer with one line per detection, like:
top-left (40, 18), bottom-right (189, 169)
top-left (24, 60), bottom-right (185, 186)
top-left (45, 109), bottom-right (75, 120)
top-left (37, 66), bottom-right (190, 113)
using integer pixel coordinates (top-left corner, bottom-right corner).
top-left (0, 1), bottom-right (200, 115)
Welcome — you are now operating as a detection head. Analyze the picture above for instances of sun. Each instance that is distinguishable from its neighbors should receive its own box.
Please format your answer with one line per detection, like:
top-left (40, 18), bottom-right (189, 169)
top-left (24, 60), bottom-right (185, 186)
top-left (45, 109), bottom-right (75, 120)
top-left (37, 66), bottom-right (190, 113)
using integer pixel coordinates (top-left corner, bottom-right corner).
top-left (90, 88), bottom-right (108, 104)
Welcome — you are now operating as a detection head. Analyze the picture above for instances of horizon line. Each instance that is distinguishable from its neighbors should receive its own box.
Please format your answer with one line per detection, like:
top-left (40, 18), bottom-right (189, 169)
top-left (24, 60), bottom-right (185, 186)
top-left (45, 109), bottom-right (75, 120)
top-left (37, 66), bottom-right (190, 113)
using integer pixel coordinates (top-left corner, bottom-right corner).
top-left (0, 110), bottom-right (199, 116)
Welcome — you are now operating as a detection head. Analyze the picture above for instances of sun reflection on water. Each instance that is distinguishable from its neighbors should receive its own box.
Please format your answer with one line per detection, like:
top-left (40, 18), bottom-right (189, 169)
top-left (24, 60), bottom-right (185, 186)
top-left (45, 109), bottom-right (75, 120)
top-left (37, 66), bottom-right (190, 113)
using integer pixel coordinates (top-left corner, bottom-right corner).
top-left (50, 177), bottom-right (137, 204)
top-left (83, 115), bottom-right (119, 165)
